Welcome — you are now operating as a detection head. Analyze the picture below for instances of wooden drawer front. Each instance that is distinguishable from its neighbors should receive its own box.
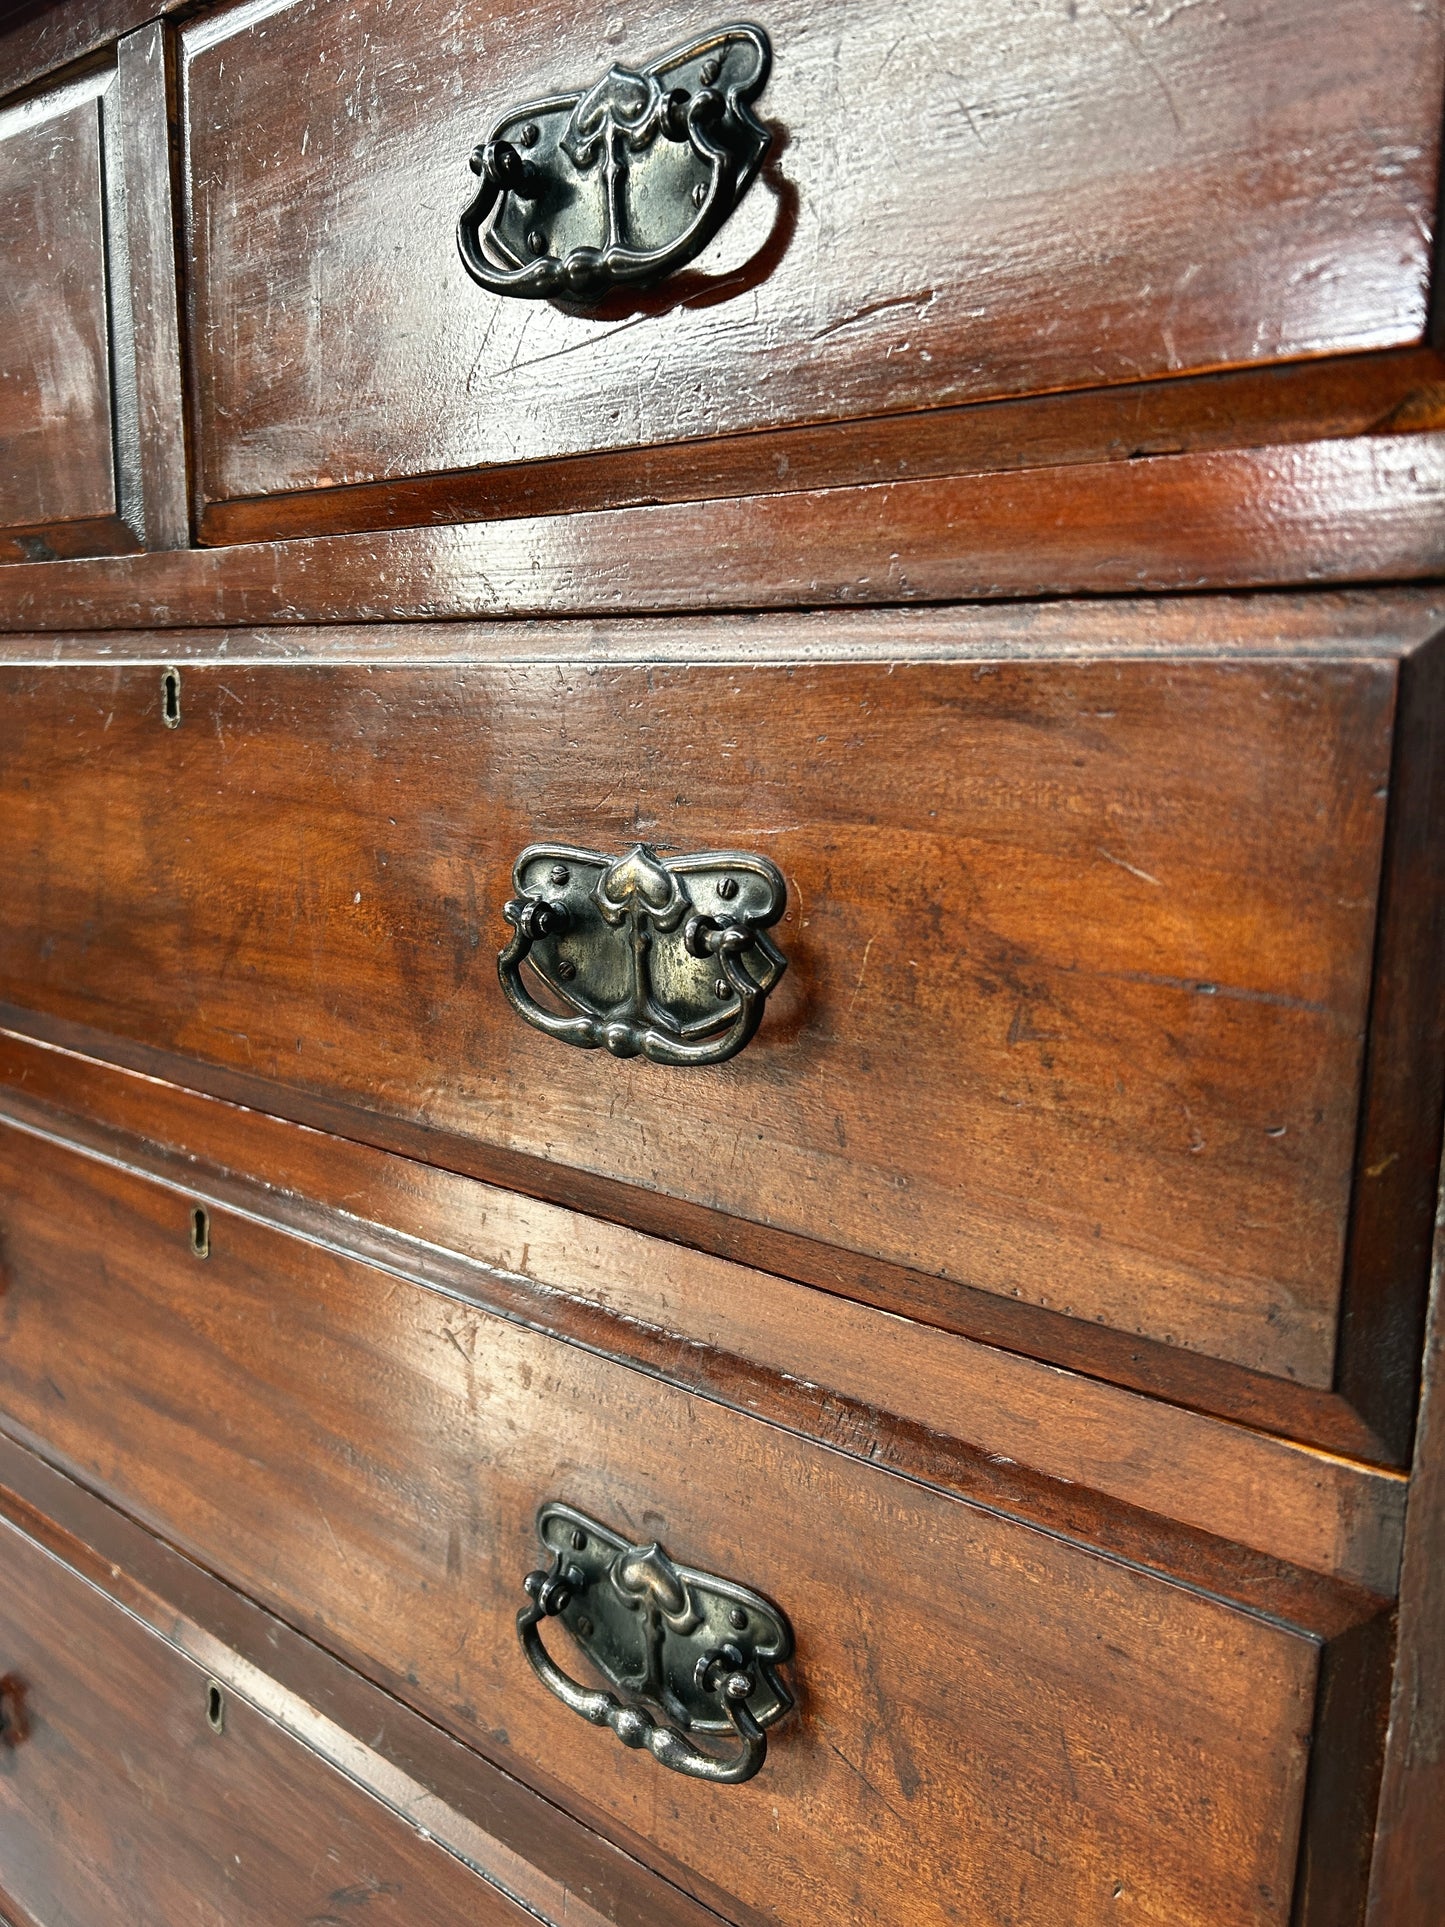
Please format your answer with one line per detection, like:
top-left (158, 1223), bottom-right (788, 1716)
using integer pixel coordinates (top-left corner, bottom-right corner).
top-left (179, 0), bottom-right (1442, 523)
top-left (0, 652), bottom-right (1400, 1397)
top-left (0, 1507), bottom-right (531, 1926)
top-left (0, 1127), bottom-right (1381, 1927)
top-left (0, 76), bottom-right (120, 559)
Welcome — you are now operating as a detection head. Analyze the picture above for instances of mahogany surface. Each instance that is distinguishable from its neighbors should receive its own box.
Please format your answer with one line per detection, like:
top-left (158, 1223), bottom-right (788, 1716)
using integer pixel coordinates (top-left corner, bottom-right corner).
top-left (0, 0), bottom-right (1442, 1916)
top-left (0, 1430), bottom-right (724, 1927)
top-left (0, 1121), bottom-right (1388, 1927)
top-left (0, 1504), bottom-right (573, 1927)
top-left (2, 430), bottom-right (1444, 629)
top-left (0, 74), bottom-right (129, 563)
top-left (0, 649), bottom-right (1412, 1404)
top-left (0, 1049), bottom-right (1406, 1598)
top-left (179, 0), bottom-right (1442, 516)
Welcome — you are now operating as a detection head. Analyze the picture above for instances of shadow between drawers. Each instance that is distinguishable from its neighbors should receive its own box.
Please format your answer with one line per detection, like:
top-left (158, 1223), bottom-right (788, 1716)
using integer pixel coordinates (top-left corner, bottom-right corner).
top-left (0, 1005), bottom-right (1404, 1467)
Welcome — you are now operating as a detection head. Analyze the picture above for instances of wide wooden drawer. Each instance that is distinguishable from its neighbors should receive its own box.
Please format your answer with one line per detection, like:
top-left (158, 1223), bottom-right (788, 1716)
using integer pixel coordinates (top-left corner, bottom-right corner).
top-left (0, 1121), bottom-right (1391, 1927)
top-left (178, 0), bottom-right (1443, 535)
top-left (0, 1500), bottom-right (531, 1926)
top-left (0, 618), bottom-right (1439, 1453)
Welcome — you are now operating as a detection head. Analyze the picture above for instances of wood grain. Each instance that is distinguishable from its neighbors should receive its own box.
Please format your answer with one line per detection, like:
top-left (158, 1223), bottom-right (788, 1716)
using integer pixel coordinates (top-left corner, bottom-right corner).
top-left (0, 1081), bottom-right (1406, 1597)
top-left (0, 653), bottom-right (1399, 1393)
top-left (0, 432), bottom-right (1442, 629)
top-left (0, 74), bottom-right (126, 555)
top-left (106, 21), bottom-right (190, 550)
top-left (179, 0), bottom-right (1443, 510)
top-left (195, 344), bottom-right (1445, 547)
top-left (1365, 1160), bottom-right (1445, 1923)
top-left (0, 0), bottom-right (189, 104)
top-left (0, 1505), bottom-right (583, 1927)
top-left (0, 1430), bottom-right (727, 1927)
top-left (2, 587), bottom-right (1443, 668)
top-left (0, 1129), bottom-right (1387, 1927)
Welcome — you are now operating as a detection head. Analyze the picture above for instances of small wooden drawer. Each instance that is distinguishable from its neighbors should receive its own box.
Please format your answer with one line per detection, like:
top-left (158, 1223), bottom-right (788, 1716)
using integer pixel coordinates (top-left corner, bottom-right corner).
top-left (0, 1500), bottom-right (532, 1925)
top-left (0, 1120), bottom-right (1393, 1927)
top-left (177, 0), bottom-right (1443, 538)
top-left (0, 604), bottom-right (1439, 1453)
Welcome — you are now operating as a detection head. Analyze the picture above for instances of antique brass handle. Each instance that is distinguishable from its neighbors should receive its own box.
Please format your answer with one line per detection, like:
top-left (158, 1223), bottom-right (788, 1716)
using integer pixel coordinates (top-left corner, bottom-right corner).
top-left (517, 1504), bottom-right (793, 1785)
top-left (499, 842), bottom-right (787, 1066)
top-left (458, 23), bottom-right (772, 303)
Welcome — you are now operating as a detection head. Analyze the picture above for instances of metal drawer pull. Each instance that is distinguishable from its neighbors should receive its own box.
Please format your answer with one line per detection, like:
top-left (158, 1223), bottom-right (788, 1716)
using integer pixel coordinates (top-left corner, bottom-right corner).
top-left (458, 23), bottom-right (772, 303)
top-left (499, 841), bottom-right (787, 1066)
top-left (518, 1503), bottom-right (793, 1785)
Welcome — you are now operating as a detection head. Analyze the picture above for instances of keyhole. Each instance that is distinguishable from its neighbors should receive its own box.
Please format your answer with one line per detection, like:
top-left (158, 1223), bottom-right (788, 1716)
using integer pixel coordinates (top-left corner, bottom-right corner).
top-left (190, 1207), bottom-right (210, 1259)
top-left (206, 1680), bottom-right (225, 1732)
top-left (162, 667), bottom-right (181, 728)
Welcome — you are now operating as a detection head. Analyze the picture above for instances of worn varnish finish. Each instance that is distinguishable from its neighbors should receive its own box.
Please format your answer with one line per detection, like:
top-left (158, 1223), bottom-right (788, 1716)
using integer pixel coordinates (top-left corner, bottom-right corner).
top-left (195, 345), bottom-right (1445, 548)
top-left (2, 0), bottom-right (1444, 1913)
top-left (0, 72), bottom-right (132, 564)
top-left (0, 1065), bottom-right (1406, 1599)
top-left (0, 650), bottom-right (1412, 1405)
top-left (0, 1125), bottom-right (1389, 1927)
top-left (0, 1503), bottom-right (586, 1927)
top-left (2, 430), bottom-right (1444, 630)
top-left (179, 0), bottom-right (1442, 515)
top-left (0, 1432), bottom-right (725, 1927)
top-left (106, 21), bottom-right (190, 551)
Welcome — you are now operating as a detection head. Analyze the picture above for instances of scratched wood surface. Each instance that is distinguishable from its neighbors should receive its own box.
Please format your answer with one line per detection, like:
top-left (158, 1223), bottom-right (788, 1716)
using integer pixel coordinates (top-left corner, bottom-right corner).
top-left (2, 431), bottom-right (1444, 629)
top-left (0, 1507), bottom-right (549, 1927)
top-left (0, 74), bottom-right (129, 561)
top-left (0, 651), bottom-right (1401, 1392)
top-left (0, 1065), bottom-right (1408, 1598)
top-left (179, 0), bottom-right (1444, 514)
top-left (0, 1429), bottom-right (732, 1927)
top-left (0, 1126), bottom-right (1388, 1927)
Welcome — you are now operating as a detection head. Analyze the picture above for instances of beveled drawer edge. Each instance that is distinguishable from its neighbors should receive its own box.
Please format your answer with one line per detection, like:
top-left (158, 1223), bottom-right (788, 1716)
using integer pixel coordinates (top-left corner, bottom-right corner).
top-left (0, 1054), bottom-right (1405, 1608)
top-left (1, 583), bottom-right (1444, 666)
top-left (0, 432), bottom-right (1442, 634)
top-left (0, 1431), bottom-right (731, 1927)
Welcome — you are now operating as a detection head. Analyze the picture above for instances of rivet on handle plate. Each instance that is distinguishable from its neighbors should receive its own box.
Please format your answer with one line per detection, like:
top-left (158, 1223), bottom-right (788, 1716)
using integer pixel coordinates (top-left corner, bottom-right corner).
top-left (458, 23), bottom-right (773, 303)
top-left (499, 842), bottom-right (787, 1066)
top-left (518, 1503), bottom-right (794, 1784)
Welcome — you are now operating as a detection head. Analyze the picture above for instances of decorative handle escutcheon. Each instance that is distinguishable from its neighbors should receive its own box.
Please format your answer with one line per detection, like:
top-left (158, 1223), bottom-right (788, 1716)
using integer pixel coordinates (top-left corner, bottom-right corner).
top-left (499, 841), bottom-right (787, 1066)
top-left (458, 23), bottom-right (772, 303)
top-left (517, 1504), bottom-right (793, 1784)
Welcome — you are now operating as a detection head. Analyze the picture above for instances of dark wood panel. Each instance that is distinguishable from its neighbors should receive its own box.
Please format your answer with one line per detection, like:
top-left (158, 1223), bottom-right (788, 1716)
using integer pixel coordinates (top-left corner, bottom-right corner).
top-left (0, 1128), bottom-right (1387, 1927)
top-left (0, 1430), bottom-right (729, 1927)
top-left (106, 21), bottom-right (190, 550)
top-left (0, 75), bottom-right (122, 547)
top-left (0, 654), bottom-right (1398, 1393)
top-left (1340, 632), bottom-right (1445, 1459)
top-left (0, 1082), bottom-right (1406, 1596)
top-left (179, 0), bottom-right (1442, 511)
top-left (0, 1504), bottom-right (590, 1927)
top-left (1365, 1168), bottom-right (1445, 1923)
top-left (0, 1), bottom-right (189, 103)
top-left (2, 433), bottom-right (1443, 630)
top-left (195, 345), bottom-right (1445, 548)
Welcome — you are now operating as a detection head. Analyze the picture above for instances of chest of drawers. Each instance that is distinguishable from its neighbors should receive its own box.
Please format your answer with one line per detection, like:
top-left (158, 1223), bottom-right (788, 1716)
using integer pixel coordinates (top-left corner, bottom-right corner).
top-left (0, 1), bottom-right (1443, 1922)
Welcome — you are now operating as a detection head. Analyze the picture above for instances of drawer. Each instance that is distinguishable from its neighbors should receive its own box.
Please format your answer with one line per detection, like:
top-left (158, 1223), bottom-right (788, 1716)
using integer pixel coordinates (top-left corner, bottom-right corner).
top-left (0, 1122), bottom-right (1392, 1927)
top-left (0, 1498), bottom-right (533, 1925)
top-left (0, 631), bottom-right (1434, 1449)
top-left (178, 0), bottom-right (1443, 536)
top-left (0, 75), bottom-right (126, 563)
